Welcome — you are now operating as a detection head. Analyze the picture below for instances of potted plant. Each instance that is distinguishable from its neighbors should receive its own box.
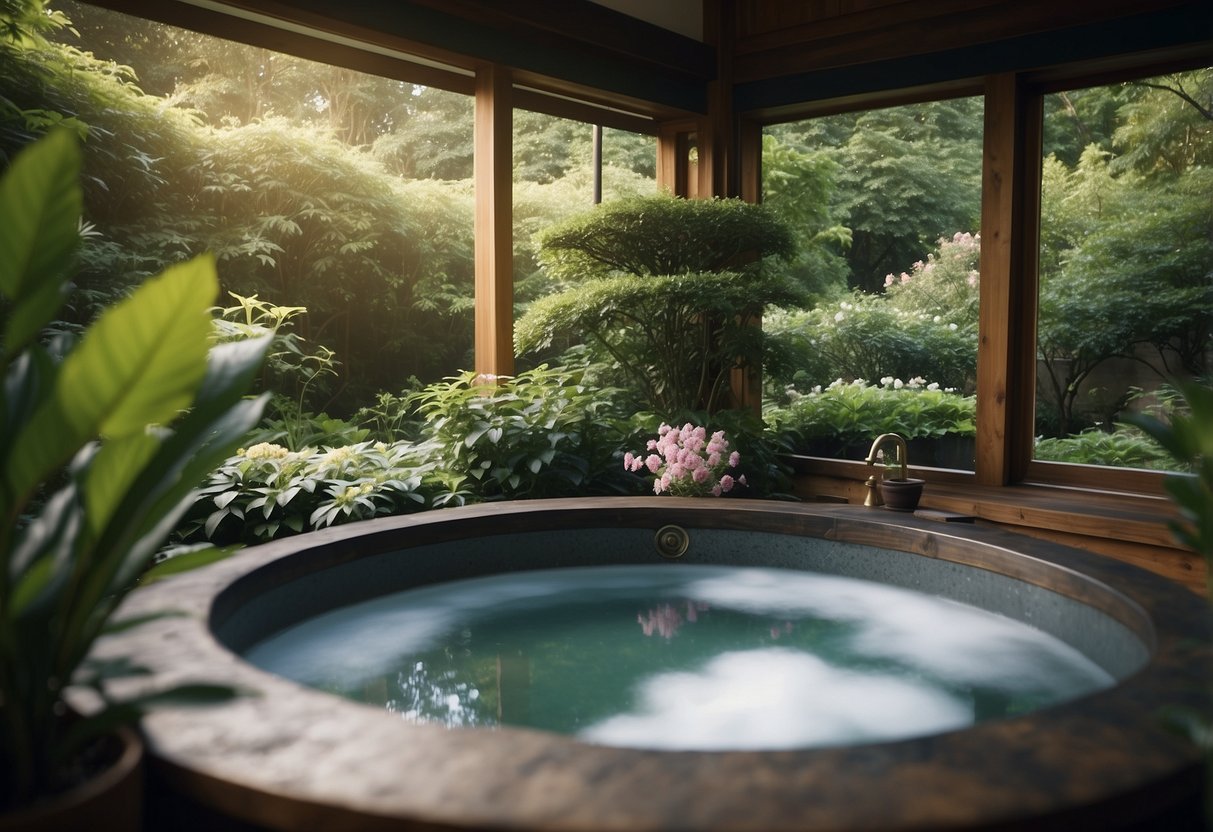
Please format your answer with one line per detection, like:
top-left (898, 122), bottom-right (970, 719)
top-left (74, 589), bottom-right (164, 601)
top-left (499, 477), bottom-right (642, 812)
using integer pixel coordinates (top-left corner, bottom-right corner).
top-left (0, 131), bottom-right (269, 826)
top-left (1128, 381), bottom-right (1213, 588)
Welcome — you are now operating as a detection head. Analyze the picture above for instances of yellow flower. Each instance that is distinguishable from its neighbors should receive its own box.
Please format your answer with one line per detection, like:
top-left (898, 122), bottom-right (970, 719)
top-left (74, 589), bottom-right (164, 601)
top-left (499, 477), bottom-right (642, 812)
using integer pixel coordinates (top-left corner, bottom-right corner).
top-left (243, 442), bottom-right (290, 460)
top-left (321, 446), bottom-right (356, 466)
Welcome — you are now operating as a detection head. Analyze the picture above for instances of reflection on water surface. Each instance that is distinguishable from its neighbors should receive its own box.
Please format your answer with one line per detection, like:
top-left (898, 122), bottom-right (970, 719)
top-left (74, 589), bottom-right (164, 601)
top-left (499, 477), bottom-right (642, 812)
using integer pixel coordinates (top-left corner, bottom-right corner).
top-left (245, 565), bottom-right (1114, 750)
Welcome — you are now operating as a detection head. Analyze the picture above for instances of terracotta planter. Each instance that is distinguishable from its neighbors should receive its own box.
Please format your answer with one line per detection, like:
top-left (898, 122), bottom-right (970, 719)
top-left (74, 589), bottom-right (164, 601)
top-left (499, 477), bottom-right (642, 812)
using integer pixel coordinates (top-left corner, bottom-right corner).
top-left (879, 477), bottom-right (924, 511)
top-left (0, 726), bottom-right (143, 832)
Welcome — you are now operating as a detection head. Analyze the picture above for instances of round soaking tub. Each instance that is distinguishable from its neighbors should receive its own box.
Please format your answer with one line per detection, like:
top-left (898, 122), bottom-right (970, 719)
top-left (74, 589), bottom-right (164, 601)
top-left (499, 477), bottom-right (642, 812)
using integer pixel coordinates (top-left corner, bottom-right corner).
top-left (97, 499), bottom-right (1211, 831)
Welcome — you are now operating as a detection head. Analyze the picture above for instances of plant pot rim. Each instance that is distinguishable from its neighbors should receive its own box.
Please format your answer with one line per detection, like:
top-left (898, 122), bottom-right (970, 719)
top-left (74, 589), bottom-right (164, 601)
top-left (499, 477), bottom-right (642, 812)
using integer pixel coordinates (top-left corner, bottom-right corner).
top-left (0, 724), bottom-right (143, 830)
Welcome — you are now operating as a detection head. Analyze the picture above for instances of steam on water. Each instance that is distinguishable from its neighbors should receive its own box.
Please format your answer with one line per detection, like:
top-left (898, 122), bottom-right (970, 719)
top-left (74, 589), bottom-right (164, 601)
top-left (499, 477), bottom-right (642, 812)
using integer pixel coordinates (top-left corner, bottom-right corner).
top-left (245, 565), bottom-right (1114, 750)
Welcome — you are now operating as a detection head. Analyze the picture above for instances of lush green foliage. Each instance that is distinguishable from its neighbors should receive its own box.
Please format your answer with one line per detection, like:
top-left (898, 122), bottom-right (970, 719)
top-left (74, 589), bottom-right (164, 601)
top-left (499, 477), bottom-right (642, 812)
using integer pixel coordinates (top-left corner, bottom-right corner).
top-left (0, 131), bottom-right (267, 810)
top-left (177, 366), bottom-right (644, 547)
top-left (764, 289), bottom-right (976, 399)
top-left (182, 440), bottom-right (440, 545)
top-left (764, 76), bottom-right (1209, 473)
top-left (513, 162), bottom-right (656, 303)
top-left (1033, 427), bottom-right (1179, 471)
top-left (759, 134), bottom-right (851, 300)
top-left (1127, 382), bottom-right (1213, 574)
top-left (518, 195), bottom-right (800, 412)
top-left (519, 269), bottom-right (805, 413)
top-left (407, 367), bottom-right (634, 499)
top-left (765, 378), bottom-right (975, 451)
top-left (212, 293), bottom-right (336, 405)
top-left (765, 98), bottom-right (983, 292)
top-left (535, 193), bottom-right (795, 282)
top-left (1038, 126), bottom-right (1213, 435)
top-left (1, 1), bottom-right (659, 416)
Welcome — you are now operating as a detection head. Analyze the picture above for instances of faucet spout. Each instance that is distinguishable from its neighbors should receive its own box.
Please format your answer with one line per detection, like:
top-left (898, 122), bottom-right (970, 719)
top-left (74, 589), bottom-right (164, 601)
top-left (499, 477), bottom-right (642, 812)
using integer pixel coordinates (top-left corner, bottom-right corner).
top-left (863, 433), bottom-right (909, 507)
top-left (865, 432), bottom-right (909, 480)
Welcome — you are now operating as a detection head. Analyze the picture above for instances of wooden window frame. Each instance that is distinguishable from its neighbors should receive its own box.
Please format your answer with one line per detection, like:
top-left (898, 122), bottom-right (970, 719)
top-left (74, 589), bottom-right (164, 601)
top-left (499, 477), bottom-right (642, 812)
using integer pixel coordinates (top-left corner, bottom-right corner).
top-left (744, 46), bottom-right (1208, 501)
top-left (1013, 52), bottom-right (1209, 498)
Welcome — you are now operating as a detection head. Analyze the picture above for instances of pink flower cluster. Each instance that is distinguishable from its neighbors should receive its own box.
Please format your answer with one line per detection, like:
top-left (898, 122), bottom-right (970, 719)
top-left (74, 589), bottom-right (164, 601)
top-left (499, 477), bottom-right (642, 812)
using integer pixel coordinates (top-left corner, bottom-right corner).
top-left (624, 422), bottom-right (746, 497)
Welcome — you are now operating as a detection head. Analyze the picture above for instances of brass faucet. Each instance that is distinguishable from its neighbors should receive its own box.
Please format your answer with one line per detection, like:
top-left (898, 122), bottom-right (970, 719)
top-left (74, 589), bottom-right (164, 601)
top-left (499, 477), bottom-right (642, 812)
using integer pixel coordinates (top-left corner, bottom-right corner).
top-left (863, 432), bottom-right (908, 507)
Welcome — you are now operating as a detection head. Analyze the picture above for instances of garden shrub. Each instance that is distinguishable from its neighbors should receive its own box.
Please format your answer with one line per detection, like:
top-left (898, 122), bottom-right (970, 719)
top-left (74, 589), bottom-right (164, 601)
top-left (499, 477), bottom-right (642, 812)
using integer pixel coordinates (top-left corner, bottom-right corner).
top-left (763, 293), bottom-right (975, 399)
top-left (625, 408), bottom-right (797, 500)
top-left (518, 194), bottom-right (803, 412)
top-left (535, 193), bottom-right (795, 281)
top-left (409, 366), bottom-right (635, 499)
top-left (518, 270), bottom-right (805, 413)
top-left (178, 439), bottom-right (445, 545)
top-left (883, 231), bottom-right (981, 332)
top-left (352, 384), bottom-right (428, 444)
top-left (1034, 426), bottom-right (1184, 471)
top-left (180, 365), bottom-right (642, 547)
top-left (765, 377), bottom-right (975, 453)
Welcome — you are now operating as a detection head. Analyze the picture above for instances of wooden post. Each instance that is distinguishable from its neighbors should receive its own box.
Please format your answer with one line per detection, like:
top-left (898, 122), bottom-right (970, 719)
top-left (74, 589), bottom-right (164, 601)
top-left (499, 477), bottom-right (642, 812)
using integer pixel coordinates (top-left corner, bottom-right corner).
top-left (474, 63), bottom-right (513, 379)
top-left (657, 121), bottom-right (696, 197)
top-left (738, 118), bottom-right (762, 204)
top-left (730, 118), bottom-right (764, 412)
top-left (700, 0), bottom-right (735, 199)
top-left (592, 123), bottom-right (602, 205)
top-left (977, 73), bottom-right (1038, 485)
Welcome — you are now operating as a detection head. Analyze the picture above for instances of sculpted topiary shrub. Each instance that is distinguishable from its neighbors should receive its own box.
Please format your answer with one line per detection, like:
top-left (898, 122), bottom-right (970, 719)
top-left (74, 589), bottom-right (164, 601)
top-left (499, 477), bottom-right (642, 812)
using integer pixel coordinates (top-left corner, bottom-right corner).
top-left (516, 194), bottom-right (801, 412)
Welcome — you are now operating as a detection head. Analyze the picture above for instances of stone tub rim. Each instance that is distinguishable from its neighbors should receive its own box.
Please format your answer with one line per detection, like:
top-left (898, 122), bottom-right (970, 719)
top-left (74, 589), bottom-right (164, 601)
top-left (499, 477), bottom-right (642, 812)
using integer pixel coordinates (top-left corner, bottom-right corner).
top-left (99, 498), bottom-right (1211, 831)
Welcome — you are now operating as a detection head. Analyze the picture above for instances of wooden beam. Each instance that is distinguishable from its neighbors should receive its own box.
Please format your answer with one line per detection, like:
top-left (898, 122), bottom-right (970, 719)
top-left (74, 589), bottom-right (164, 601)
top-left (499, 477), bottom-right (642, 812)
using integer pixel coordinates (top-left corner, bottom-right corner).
top-left (738, 118), bottom-right (762, 204)
top-left (976, 72), bottom-right (1036, 486)
top-left (696, 0), bottom-right (739, 199)
top-left (88, 0), bottom-right (476, 94)
top-left (732, 0), bottom-right (1204, 82)
top-left (656, 120), bottom-right (697, 196)
top-left (511, 88), bottom-right (658, 136)
top-left (474, 64), bottom-right (513, 379)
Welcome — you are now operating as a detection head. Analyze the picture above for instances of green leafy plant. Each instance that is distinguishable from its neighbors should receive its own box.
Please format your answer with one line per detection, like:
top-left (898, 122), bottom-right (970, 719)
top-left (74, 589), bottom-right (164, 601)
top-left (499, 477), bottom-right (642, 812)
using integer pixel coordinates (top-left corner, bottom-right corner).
top-left (0, 131), bottom-right (268, 811)
top-left (763, 291), bottom-right (976, 400)
top-left (1127, 381), bottom-right (1213, 577)
top-left (178, 364), bottom-right (641, 548)
top-left (180, 439), bottom-right (443, 545)
top-left (518, 195), bottom-right (801, 412)
top-left (519, 271), bottom-right (804, 413)
top-left (1033, 426), bottom-right (1181, 471)
top-left (251, 402), bottom-right (370, 450)
top-left (352, 384), bottom-right (427, 443)
top-left (211, 292), bottom-right (347, 448)
top-left (534, 193), bottom-right (795, 282)
top-left (765, 377), bottom-right (975, 453)
top-left (409, 366), bottom-right (633, 499)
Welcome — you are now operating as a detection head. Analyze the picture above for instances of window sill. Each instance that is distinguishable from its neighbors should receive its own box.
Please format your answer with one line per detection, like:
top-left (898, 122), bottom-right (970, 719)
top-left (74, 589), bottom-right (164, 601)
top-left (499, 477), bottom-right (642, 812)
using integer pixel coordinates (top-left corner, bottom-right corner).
top-left (786, 455), bottom-right (1204, 593)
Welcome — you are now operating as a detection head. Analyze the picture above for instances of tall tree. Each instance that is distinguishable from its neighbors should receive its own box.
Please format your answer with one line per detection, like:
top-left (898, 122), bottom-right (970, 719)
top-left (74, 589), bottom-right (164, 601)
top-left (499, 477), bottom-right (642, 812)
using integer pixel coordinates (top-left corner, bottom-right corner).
top-left (768, 97), bottom-right (984, 292)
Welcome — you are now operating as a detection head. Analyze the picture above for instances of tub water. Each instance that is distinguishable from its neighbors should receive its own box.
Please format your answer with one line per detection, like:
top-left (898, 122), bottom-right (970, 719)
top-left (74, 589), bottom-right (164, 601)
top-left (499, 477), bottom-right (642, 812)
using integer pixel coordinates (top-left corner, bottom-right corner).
top-left (246, 563), bottom-right (1114, 750)
top-left (102, 500), bottom-right (1210, 830)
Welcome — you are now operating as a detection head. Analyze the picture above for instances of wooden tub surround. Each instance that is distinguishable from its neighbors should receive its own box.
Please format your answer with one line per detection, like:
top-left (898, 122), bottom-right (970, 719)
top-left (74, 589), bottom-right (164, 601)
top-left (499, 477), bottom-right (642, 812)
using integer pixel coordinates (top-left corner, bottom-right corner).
top-left (788, 456), bottom-right (1209, 595)
top-left (95, 498), bottom-right (1210, 831)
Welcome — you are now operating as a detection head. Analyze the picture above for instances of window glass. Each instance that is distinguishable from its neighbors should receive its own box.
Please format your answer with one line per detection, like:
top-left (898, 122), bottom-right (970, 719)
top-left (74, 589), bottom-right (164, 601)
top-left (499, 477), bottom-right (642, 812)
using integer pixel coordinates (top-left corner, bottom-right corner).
top-left (1, 0), bottom-right (475, 414)
top-left (761, 97), bottom-right (984, 471)
top-left (1033, 68), bottom-right (1212, 472)
top-left (511, 109), bottom-right (656, 369)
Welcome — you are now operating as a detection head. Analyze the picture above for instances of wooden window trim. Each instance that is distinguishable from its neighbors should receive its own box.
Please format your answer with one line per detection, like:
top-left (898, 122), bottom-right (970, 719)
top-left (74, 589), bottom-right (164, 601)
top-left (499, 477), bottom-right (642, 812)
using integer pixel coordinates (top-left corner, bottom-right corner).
top-left (1014, 50), bottom-right (1209, 497)
top-left (473, 64), bottom-right (514, 379)
top-left (746, 46), bottom-right (1205, 503)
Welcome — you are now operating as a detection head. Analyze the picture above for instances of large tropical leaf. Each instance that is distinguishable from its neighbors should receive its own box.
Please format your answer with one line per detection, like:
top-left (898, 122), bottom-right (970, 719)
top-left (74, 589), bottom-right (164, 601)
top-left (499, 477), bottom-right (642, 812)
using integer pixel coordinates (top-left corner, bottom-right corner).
top-left (5, 256), bottom-right (216, 503)
top-left (0, 129), bottom-right (79, 357)
top-left (61, 255), bottom-right (214, 439)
